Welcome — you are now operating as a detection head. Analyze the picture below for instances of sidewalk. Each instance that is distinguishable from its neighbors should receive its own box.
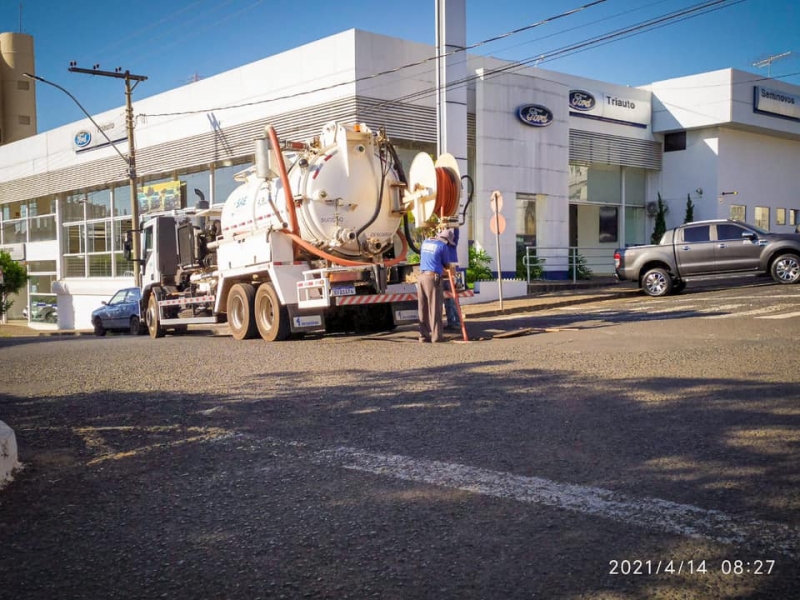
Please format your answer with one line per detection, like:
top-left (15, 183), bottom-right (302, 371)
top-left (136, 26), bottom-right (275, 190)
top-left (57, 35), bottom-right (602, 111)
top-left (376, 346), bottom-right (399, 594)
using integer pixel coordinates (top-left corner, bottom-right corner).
top-left (0, 280), bottom-right (637, 339)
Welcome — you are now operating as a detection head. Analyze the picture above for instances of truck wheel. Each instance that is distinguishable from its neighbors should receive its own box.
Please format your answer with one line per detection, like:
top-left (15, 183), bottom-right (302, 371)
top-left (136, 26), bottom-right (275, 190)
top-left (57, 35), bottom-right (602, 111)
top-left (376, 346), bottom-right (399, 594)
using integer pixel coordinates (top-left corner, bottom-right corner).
top-left (641, 267), bottom-right (673, 297)
top-left (228, 283), bottom-right (258, 340)
top-left (147, 295), bottom-right (165, 339)
top-left (254, 283), bottom-right (290, 341)
top-left (770, 254), bottom-right (800, 284)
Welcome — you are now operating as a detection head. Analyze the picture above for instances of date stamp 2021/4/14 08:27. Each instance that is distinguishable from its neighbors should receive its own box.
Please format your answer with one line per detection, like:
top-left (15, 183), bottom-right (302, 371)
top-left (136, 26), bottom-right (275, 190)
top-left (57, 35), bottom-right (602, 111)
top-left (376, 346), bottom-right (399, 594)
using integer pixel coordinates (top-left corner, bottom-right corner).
top-left (608, 559), bottom-right (776, 576)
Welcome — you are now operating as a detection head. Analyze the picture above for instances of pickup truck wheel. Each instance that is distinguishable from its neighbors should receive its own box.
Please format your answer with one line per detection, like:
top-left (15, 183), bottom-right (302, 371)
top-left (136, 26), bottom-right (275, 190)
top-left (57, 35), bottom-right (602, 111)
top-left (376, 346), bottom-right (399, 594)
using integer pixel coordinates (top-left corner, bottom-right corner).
top-left (147, 295), bottom-right (166, 339)
top-left (641, 268), bottom-right (673, 297)
top-left (770, 254), bottom-right (800, 284)
top-left (228, 283), bottom-right (258, 340)
top-left (254, 283), bottom-right (290, 342)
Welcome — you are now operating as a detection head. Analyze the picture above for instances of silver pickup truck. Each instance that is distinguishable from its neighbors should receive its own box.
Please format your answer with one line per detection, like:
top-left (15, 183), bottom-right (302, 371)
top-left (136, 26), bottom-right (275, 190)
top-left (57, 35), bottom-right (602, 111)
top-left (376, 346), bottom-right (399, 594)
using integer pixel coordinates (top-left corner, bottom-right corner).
top-left (614, 219), bottom-right (800, 296)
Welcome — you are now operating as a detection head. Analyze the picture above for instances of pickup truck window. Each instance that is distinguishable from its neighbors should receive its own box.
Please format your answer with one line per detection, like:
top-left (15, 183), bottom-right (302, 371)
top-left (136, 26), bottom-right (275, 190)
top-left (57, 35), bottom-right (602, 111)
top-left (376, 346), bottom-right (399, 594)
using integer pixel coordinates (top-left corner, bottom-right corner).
top-left (682, 225), bottom-right (711, 243)
top-left (716, 223), bottom-right (751, 241)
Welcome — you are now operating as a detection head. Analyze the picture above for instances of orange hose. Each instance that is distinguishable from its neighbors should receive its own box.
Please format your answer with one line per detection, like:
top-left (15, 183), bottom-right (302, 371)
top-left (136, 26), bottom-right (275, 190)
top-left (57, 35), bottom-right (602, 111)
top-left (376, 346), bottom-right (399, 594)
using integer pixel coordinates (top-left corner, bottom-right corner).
top-left (434, 166), bottom-right (460, 219)
top-left (267, 125), bottom-right (299, 236)
top-left (287, 229), bottom-right (408, 268)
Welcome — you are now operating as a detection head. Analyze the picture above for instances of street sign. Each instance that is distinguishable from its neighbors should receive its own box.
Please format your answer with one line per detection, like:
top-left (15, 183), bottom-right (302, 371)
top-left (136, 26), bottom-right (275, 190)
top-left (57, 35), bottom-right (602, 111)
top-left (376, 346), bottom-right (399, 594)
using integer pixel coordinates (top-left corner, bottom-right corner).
top-left (489, 214), bottom-right (506, 235)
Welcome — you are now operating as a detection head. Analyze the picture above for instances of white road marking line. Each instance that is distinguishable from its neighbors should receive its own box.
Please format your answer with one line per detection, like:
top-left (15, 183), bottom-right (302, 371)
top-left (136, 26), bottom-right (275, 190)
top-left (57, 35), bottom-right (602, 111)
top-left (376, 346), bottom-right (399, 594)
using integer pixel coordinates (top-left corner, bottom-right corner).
top-left (706, 304), bottom-right (793, 319)
top-left (318, 447), bottom-right (798, 558)
top-left (757, 310), bottom-right (800, 320)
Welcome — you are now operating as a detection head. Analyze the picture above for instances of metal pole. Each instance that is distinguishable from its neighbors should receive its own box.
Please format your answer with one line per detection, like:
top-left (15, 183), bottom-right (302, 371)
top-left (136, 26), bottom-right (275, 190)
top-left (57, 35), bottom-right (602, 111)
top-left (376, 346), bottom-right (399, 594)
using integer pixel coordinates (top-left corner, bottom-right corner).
top-left (124, 76), bottom-right (141, 288)
top-left (494, 218), bottom-right (504, 311)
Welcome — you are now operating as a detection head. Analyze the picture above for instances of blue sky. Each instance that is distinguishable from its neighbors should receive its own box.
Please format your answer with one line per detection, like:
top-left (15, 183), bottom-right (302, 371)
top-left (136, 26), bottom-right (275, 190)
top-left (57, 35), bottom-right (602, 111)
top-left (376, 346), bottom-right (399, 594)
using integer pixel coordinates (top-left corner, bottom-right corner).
top-left (3, 0), bottom-right (798, 132)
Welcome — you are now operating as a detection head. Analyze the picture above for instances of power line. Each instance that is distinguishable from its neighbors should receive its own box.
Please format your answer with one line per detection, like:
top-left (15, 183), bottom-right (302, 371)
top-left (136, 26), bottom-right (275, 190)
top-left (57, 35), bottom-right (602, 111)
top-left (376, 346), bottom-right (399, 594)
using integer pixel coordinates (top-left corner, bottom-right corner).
top-left (141, 0), bottom-right (610, 119)
top-left (139, 0), bottom-right (749, 125)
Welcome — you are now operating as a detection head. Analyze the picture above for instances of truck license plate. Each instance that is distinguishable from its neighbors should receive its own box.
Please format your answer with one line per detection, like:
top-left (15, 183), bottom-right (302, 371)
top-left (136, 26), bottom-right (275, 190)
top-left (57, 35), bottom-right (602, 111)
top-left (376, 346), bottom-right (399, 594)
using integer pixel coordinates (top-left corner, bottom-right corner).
top-left (330, 285), bottom-right (356, 297)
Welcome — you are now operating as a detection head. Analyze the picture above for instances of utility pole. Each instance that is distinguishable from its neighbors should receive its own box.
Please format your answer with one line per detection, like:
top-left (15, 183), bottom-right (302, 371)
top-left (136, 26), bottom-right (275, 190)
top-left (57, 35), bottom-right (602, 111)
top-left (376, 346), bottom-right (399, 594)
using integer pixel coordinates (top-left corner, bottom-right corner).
top-left (68, 63), bottom-right (147, 288)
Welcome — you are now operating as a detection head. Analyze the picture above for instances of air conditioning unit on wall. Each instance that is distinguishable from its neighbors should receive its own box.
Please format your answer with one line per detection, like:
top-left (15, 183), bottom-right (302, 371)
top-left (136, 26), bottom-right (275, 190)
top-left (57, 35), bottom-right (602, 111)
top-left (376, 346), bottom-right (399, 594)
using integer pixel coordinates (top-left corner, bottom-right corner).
top-left (646, 201), bottom-right (659, 216)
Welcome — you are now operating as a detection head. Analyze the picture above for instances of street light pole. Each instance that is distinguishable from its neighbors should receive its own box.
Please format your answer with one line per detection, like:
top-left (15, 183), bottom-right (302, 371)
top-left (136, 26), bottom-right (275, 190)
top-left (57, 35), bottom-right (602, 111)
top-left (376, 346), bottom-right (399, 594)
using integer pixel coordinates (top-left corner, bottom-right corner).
top-left (25, 68), bottom-right (147, 287)
top-left (68, 64), bottom-right (147, 288)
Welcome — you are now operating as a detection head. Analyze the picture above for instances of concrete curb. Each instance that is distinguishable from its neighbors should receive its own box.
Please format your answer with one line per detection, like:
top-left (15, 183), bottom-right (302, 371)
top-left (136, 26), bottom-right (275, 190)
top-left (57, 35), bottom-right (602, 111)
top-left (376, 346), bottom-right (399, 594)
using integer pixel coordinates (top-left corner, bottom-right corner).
top-left (0, 420), bottom-right (20, 489)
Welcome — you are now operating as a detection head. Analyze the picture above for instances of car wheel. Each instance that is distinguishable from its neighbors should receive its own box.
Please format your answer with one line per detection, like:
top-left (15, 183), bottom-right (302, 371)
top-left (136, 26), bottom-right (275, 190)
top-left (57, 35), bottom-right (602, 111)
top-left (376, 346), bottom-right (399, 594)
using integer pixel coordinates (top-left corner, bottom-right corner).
top-left (254, 283), bottom-right (290, 341)
top-left (44, 310), bottom-right (58, 324)
top-left (227, 283), bottom-right (258, 340)
top-left (641, 267), bottom-right (673, 297)
top-left (770, 253), bottom-right (800, 284)
top-left (146, 295), bottom-right (165, 339)
top-left (93, 318), bottom-right (107, 337)
top-left (129, 315), bottom-right (142, 335)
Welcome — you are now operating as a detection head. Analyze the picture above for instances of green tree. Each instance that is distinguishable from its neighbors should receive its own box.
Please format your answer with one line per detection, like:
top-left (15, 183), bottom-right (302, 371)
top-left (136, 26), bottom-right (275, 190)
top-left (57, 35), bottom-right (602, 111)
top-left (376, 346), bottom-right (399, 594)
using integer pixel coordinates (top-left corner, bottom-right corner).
top-left (684, 193), bottom-right (695, 224)
top-left (651, 193), bottom-right (668, 245)
top-left (0, 250), bottom-right (28, 317)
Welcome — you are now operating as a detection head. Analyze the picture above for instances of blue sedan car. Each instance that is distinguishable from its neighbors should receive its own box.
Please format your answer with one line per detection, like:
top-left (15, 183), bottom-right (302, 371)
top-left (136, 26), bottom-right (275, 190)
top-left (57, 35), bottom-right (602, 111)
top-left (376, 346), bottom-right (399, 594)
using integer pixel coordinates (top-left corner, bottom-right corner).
top-left (91, 288), bottom-right (145, 336)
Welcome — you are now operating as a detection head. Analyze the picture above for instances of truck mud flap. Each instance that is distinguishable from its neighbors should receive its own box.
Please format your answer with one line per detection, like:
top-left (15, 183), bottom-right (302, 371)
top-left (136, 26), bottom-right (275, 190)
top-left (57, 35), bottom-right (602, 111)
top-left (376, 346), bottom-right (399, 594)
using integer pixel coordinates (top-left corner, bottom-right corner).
top-left (287, 306), bottom-right (326, 333)
top-left (392, 300), bottom-right (418, 324)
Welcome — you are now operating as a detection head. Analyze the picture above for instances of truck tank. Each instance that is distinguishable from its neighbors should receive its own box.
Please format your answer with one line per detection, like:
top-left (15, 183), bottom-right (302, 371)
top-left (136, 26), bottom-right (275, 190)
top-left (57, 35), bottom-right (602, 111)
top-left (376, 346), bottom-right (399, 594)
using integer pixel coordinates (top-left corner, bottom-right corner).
top-left (220, 123), bottom-right (404, 260)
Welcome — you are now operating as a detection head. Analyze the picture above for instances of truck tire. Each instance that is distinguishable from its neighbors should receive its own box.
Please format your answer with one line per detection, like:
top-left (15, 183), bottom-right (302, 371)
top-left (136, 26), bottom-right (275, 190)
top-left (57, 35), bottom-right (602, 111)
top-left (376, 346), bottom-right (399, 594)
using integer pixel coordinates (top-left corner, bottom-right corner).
top-left (228, 283), bottom-right (258, 340)
top-left (254, 283), bottom-right (290, 341)
top-left (641, 267), bottom-right (673, 297)
top-left (770, 253), bottom-right (800, 284)
top-left (147, 295), bottom-right (166, 339)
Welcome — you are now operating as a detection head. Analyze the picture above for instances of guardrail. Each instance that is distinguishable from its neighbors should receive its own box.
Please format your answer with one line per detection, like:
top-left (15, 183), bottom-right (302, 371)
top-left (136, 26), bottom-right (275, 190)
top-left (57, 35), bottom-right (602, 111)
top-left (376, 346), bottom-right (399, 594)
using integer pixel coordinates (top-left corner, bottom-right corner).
top-left (522, 246), bottom-right (616, 284)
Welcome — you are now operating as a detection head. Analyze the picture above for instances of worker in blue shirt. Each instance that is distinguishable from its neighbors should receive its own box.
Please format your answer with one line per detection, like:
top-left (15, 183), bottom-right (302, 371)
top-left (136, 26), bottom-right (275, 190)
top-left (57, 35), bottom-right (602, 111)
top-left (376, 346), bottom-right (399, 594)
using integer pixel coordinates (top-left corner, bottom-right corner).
top-left (416, 228), bottom-right (453, 343)
top-left (443, 226), bottom-right (461, 330)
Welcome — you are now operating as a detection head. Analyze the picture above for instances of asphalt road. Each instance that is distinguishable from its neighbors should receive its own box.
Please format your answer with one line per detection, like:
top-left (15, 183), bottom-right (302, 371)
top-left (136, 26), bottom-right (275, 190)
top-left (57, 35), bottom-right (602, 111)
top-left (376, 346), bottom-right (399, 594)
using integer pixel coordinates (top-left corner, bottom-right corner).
top-left (1, 280), bottom-right (799, 599)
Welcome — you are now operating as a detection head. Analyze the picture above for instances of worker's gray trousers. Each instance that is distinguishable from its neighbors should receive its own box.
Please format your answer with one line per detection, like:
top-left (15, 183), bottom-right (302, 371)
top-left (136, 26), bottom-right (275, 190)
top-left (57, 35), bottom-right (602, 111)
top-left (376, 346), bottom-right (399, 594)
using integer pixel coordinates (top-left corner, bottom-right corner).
top-left (416, 272), bottom-right (443, 342)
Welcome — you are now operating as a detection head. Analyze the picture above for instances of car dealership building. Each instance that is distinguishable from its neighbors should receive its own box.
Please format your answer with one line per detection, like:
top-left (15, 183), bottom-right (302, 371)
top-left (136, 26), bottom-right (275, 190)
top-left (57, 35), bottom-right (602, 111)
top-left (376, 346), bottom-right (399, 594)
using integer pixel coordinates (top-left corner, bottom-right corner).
top-left (1, 28), bottom-right (799, 330)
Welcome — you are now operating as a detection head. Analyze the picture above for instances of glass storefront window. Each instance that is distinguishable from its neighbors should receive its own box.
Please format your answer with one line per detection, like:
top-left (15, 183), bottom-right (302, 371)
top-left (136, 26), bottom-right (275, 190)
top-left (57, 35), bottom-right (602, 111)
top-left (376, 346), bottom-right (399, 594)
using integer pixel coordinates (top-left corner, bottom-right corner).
top-left (182, 169), bottom-right (211, 208)
top-left (86, 189), bottom-right (111, 219)
top-left (624, 168), bottom-right (646, 207)
top-left (27, 260), bottom-right (57, 271)
top-left (65, 255), bottom-right (86, 277)
top-left (625, 207), bottom-right (646, 246)
top-left (115, 252), bottom-right (134, 277)
top-left (2, 219), bottom-right (26, 243)
top-left (88, 254), bottom-right (112, 277)
top-left (114, 184), bottom-right (131, 217)
top-left (29, 215), bottom-right (57, 242)
top-left (1, 200), bottom-right (25, 220)
top-left (87, 220), bottom-right (111, 253)
top-left (63, 193), bottom-right (86, 222)
top-left (65, 223), bottom-right (85, 253)
top-left (213, 159), bottom-right (252, 204)
top-left (28, 196), bottom-right (56, 217)
top-left (569, 164), bottom-right (622, 204)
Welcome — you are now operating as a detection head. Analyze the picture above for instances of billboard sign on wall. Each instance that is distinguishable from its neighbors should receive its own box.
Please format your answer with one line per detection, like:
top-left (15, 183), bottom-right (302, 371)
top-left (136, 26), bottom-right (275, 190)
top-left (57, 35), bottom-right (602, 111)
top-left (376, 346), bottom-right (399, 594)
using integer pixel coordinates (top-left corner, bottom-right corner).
top-left (138, 181), bottom-right (183, 214)
top-left (72, 114), bottom-right (127, 153)
top-left (753, 86), bottom-right (800, 121)
top-left (568, 90), bottom-right (649, 128)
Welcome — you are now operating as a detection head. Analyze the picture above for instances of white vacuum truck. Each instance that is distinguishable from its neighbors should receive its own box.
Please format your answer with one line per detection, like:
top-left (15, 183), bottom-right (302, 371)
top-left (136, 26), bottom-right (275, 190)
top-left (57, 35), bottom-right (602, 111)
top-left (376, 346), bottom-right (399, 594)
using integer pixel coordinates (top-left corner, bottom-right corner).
top-left (130, 121), bottom-right (464, 341)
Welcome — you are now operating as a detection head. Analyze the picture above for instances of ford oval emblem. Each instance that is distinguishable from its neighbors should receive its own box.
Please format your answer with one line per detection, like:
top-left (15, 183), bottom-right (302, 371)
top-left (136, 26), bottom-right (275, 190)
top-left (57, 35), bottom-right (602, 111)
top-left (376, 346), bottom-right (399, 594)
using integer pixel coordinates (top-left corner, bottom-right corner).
top-left (516, 104), bottom-right (553, 127)
top-left (569, 90), bottom-right (596, 111)
top-left (74, 131), bottom-right (92, 148)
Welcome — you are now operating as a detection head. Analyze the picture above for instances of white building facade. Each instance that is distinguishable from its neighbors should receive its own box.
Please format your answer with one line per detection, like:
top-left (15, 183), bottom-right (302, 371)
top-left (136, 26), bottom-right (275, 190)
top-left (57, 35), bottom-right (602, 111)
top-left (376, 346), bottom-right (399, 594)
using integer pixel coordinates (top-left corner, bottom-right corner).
top-left (0, 30), bottom-right (798, 329)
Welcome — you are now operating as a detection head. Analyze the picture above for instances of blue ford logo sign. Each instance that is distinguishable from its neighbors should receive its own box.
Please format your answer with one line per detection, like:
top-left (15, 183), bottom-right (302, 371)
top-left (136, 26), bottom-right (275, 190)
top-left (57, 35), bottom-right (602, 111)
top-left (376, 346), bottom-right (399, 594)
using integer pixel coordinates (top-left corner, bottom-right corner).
top-left (74, 131), bottom-right (92, 148)
top-left (569, 90), bottom-right (596, 111)
top-left (516, 104), bottom-right (553, 127)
